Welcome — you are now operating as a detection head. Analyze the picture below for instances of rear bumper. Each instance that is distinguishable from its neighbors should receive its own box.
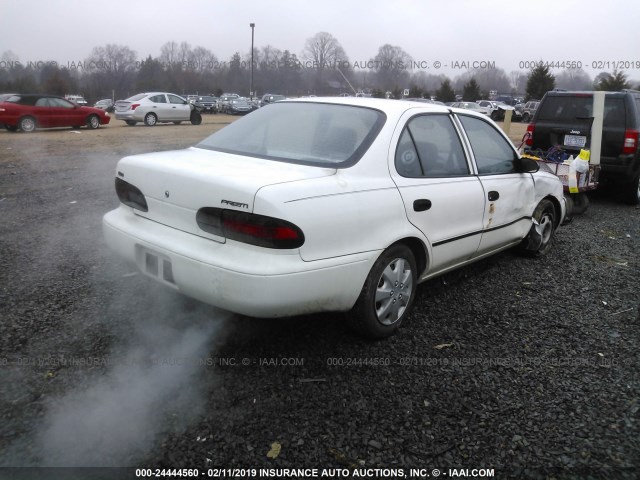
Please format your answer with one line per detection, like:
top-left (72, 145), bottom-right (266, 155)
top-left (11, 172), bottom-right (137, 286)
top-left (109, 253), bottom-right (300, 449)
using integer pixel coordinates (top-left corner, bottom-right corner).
top-left (103, 206), bottom-right (377, 317)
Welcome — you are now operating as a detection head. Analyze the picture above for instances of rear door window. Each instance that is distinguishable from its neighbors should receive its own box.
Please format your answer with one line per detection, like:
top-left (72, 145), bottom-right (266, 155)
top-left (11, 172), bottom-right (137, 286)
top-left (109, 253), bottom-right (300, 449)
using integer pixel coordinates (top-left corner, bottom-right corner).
top-left (459, 115), bottom-right (516, 175)
top-left (395, 114), bottom-right (469, 178)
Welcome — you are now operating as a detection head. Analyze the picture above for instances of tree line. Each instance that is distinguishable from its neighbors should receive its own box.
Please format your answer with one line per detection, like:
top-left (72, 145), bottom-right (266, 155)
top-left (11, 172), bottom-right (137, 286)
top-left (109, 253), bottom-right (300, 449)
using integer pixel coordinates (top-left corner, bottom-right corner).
top-left (0, 32), bottom-right (636, 102)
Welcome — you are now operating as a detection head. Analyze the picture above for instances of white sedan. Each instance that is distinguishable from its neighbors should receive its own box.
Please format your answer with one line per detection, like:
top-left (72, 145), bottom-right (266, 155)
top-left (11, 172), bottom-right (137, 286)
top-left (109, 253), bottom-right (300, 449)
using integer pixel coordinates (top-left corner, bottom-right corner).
top-left (114, 92), bottom-right (202, 126)
top-left (103, 98), bottom-right (566, 338)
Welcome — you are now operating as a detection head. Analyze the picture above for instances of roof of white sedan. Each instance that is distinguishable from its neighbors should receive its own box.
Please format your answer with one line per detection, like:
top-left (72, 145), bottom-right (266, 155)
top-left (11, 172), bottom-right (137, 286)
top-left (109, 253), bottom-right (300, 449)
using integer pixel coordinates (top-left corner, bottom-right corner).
top-left (281, 96), bottom-right (481, 118)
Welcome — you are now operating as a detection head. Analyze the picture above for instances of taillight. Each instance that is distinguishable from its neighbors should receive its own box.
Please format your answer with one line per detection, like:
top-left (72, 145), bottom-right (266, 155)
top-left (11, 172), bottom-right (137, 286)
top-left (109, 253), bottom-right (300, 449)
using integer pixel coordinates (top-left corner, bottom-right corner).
top-left (622, 129), bottom-right (639, 155)
top-left (525, 123), bottom-right (535, 146)
top-left (115, 178), bottom-right (148, 212)
top-left (130, 103), bottom-right (140, 110)
top-left (196, 207), bottom-right (304, 249)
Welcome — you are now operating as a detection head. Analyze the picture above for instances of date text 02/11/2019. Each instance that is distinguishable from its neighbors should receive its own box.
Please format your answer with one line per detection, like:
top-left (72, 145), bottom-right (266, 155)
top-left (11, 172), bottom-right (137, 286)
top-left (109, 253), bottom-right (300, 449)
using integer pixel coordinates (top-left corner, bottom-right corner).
top-left (519, 60), bottom-right (640, 70)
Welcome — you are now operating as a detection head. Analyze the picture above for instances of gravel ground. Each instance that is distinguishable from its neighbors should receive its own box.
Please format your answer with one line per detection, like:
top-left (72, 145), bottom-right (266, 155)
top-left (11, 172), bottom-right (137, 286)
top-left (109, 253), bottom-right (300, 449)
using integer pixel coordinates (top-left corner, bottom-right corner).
top-left (0, 116), bottom-right (638, 479)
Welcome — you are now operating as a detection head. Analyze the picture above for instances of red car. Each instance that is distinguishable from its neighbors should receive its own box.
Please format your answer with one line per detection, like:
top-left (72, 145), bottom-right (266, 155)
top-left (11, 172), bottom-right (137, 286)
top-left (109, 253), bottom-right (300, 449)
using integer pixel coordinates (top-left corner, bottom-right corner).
top-left (0, 94), bottom-right (111, 132)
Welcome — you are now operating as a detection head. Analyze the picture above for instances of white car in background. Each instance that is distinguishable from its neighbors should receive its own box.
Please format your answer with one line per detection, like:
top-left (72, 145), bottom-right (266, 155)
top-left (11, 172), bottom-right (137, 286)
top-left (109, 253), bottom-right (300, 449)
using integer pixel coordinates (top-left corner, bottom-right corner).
top-left (64, 94), bottom-right (88, 106)
top-left (103, 98), bottom-right (566, 338)
top-left (477, 100), bottom-right (517, 121)
top-left (114, 92), bottom-right (202, 126)
top-left (451, 101), bottom-right (491, 116)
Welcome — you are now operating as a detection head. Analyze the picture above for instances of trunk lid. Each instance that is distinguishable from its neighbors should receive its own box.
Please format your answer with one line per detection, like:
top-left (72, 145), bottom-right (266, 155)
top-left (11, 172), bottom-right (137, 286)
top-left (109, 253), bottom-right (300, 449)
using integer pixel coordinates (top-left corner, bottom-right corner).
top-left (116, 147), bottom-right (335, 241)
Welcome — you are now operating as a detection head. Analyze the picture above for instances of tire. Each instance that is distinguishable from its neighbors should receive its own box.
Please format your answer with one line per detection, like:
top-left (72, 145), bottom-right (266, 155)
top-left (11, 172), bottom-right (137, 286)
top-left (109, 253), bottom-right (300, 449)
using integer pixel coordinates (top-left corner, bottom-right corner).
top-left (5, 124), bottom-right (18, 132)
top-left (173, 121), bottom-right (182, 125)
top-left (190, 111), bottom-right (202, 125)
top-left (522, 112), bottom-right (530, 123)
top-left (519, 199), bottom-right (556, 257)
top-left (19, 116), bottom-right (36, 133)
top-left (349, 244), bottom-right (417, 339)
top-left (125, 120), bottom-right (137, 126)
top-left (144, 112), bottom-right (157, 127)
top-left (562, 193), bottom-right (574, 224)
top-left (621, 175), bottom-right (640, 205)
top-left (86, 114), bottom-right (100, 129)
top-left (571, 192), bottom-right (590, 215)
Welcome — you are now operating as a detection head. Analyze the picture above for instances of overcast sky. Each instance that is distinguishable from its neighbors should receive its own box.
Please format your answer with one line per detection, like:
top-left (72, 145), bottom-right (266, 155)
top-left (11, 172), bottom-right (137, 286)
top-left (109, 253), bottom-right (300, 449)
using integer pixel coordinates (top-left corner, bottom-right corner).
top-left (1, 0), bottom-right (639, 79)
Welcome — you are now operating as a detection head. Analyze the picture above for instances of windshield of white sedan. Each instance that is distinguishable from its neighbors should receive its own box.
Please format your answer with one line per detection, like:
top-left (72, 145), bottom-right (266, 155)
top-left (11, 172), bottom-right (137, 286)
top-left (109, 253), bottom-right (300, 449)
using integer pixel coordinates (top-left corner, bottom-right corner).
top-left (197, 102), bottom-right (386, 166)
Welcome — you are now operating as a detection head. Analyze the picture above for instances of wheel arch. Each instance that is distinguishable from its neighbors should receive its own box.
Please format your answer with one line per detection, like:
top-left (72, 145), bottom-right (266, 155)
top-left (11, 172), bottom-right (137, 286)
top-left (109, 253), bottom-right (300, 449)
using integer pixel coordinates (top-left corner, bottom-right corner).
top-left (388, 236), bottom-right (429, 278)
top-left (543, 194), bottom-right (563, 229)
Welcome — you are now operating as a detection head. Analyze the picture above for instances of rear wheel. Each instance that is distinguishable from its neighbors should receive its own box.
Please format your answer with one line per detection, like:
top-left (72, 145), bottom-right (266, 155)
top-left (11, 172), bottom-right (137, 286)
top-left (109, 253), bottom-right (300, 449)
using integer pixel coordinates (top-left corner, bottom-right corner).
top-left (86, 114), bottom-right (100, 129)
top-left (125, 120), bottom-right (137, 126)
top-left (144, 112), bottom-right (157, 126)
top-left (622, 175), bottom-right (640, 205)
top-left (190, 111), bottom-right (202, 125)
top-left (5, 124), bottom-right (18, 132)
top-left (19, 116), bottom-right (36, 132)
top-left (349, 244), bottom-right (417, 339)
top-left (173, 121), bottom-right (182, 125)
top-left (571, 192), bottom-right (590, 215)
top-left (519, 199), bottom-right (556, 257)
top-left (522, 112), bottom-right (531, 123)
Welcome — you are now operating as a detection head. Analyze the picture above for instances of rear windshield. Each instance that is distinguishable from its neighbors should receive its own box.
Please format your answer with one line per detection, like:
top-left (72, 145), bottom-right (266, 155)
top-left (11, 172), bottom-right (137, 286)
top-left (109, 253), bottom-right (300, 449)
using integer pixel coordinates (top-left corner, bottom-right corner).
top-left (1, 94), bottom-right (21, 103)
top-left (124, 93), bottom-right (147, 102)
top-left (538, 95), bottom-right (626, 128)
top-left (196, 102), bottom-right (386, 167)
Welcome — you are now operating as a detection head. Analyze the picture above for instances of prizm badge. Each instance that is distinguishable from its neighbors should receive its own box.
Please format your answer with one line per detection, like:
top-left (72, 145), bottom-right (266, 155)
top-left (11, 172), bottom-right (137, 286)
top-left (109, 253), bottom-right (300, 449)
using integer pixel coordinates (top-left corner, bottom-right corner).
top-left (221, 199), bottom-right (249, 209)
top-left (570, 130), bottom-right (581, 134)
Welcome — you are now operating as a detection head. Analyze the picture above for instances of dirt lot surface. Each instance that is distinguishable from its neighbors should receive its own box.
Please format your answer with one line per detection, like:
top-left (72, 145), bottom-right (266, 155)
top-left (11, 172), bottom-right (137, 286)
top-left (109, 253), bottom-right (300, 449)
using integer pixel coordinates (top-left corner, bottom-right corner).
top-left (0, 112), bottom-right (638, 479)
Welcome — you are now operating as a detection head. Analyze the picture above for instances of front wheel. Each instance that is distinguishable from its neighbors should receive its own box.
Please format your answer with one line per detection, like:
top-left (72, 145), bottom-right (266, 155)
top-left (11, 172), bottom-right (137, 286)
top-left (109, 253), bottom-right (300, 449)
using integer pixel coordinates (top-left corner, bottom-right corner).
top-left (349, 244), bottom-right (417, 338)
top-left (519, 199), bottom-right (557, 257)
top-left (144, 112), bottom-right (157, 126)
top-left (86, 114), bottom-right (100, 129)
top-left (5, 124), bottom-right (18, 132)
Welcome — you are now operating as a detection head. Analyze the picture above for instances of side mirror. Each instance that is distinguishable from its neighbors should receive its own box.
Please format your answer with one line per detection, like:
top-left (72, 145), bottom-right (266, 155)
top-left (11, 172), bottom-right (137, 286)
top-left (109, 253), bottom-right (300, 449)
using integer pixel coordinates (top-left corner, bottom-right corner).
top-left (515, 155), bottom-right (539, 173)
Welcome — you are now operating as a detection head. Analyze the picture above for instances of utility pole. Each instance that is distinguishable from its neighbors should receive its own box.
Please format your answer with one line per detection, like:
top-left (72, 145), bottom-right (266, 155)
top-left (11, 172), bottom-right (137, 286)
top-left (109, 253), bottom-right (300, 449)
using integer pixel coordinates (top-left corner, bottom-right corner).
top-left (250, 23), bottom-right (255, 100)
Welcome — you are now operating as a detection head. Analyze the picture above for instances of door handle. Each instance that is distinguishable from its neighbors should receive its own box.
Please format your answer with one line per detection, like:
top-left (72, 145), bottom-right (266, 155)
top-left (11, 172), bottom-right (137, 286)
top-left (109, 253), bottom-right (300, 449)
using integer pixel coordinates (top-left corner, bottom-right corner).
top-left (488, 191), bottom-right (499, 201)
top-left (413, 199), bottom-right (432, 212)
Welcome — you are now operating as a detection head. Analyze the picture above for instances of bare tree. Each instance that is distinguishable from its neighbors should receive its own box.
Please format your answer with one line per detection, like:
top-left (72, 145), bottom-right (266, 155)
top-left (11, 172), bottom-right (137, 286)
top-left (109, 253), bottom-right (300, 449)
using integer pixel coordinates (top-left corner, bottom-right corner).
top-left (160, 41), bottom-right (180, 70)
top-left (510, 70), bottom-right (528, 95)
top-left (302, 32), bottom-right (349, 94)
top-left (370, 44), bottom-right (413, 91)
top-left (189, 46), bottom-right (218, 73)
top-left (84, 44), bottom-right (137, 99)
top-left (556, 68), bottom-right (592, 90)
